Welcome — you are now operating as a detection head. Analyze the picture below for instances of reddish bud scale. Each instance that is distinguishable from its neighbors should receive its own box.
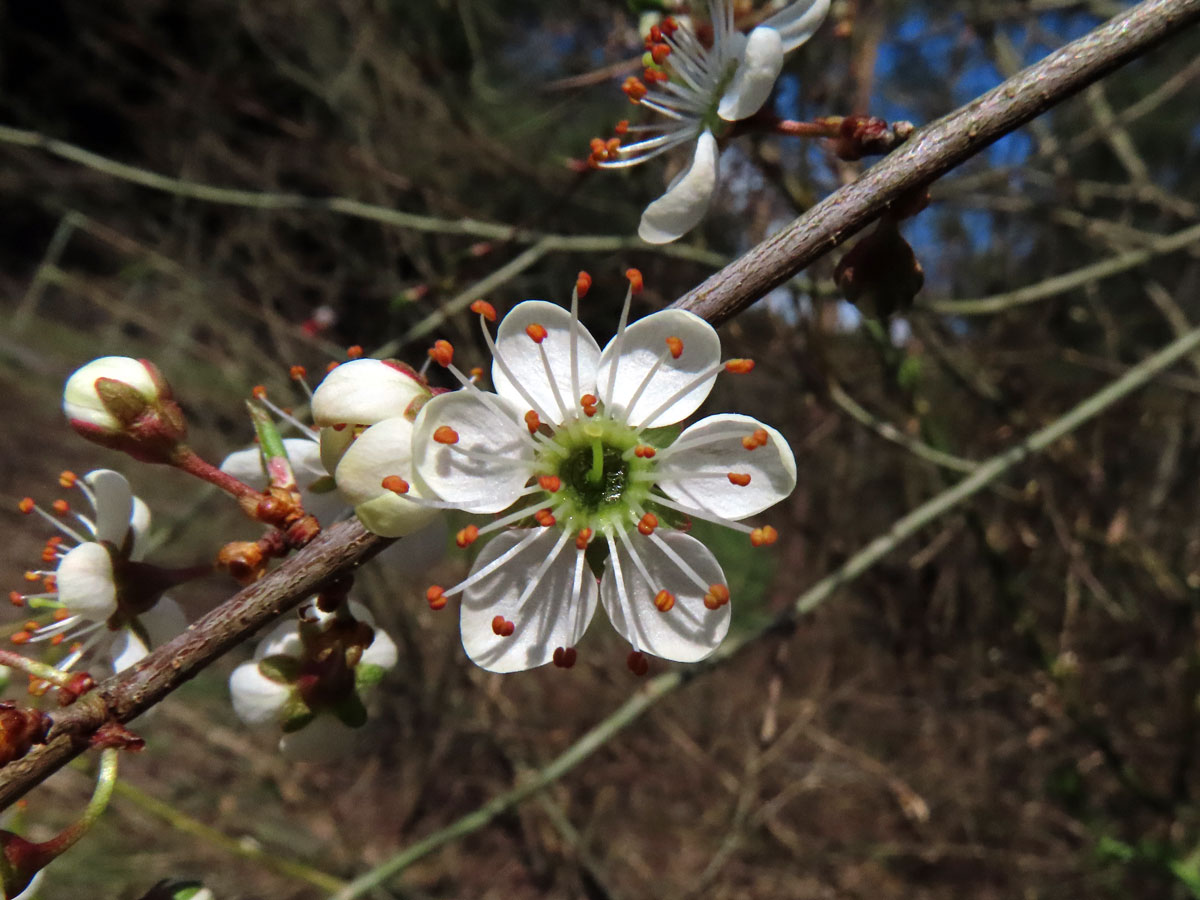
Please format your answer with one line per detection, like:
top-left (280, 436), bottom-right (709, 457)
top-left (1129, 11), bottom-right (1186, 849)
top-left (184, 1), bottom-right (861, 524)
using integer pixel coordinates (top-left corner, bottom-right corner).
top-left (346, 345), bottom-right (364, 359)
top-left (665, 336), bottom-right (683, 359)
top-left (428, 340), bottom-right (454, 367)
top-left (381, 475), bottom-right (410, 495)
top-left (433, 426), bottom-right (459, 445)
top-left (525, 323), bottom-right (548, 344)
top-left (456, 525), bottom-right (479, 548)
top-left (627, 651), bottom-right (649, 676)
top-left (654, 590), bottom-right (675, 612)
top-left (491, 615), bottom-right (515, 637)
top-left (727, 472), bottom-right (752, 487)
top-left (625, 268), bottom-right (644, 293)
top-left (575, 528), bottom-right (593, 550)
top-left (724, 359), bottom-right (755, 374)
top-left (538, 475), bottom-right (561, 492)
top-left (525, 410), bottom-right (541, 434)
top-left (553, 646), bottom-right (577, 668)
top-left (470, 300), bottom-right (497, 322)
top-left (426, 586), bottom-right (447, 610)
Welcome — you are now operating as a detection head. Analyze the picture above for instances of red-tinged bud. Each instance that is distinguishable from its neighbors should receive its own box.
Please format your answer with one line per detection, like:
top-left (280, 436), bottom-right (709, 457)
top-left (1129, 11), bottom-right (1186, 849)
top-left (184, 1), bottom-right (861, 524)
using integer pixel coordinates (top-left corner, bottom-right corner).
top-left (217, 541), bottom-right (266, 585)
top-left (0, 702), bottom-right (51, 766)
top-left (90, 721), bottom-right (145, 752)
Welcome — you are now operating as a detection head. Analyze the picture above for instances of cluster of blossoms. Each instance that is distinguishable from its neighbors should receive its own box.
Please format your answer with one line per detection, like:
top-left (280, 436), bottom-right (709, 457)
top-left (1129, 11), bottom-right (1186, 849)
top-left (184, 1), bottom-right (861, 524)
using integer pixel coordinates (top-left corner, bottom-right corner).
top-left (590, 0), bottom-right (831, 243)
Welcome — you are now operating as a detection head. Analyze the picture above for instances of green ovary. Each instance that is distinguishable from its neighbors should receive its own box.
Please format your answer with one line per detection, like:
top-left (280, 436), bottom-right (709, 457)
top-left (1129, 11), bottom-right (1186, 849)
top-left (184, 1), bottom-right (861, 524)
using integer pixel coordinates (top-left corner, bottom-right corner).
top-left (543, 418), bottom-right (653, 532)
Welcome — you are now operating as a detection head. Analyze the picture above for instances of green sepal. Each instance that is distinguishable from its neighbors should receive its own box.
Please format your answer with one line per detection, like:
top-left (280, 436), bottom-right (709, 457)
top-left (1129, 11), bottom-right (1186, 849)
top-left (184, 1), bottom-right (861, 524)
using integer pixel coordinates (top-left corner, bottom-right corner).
top-left (95, 377), bottom-right (151, 426)
top-left (257, 655), bottom-right (301, 685)
top-left (331, 692), bottom-right (368, 728)
top-left (640, 424), bottom-right (682, 448)
top-left (308, 475), bottom-right (337, 494)
top-left (280, 705), bottom-right (316, 734)
top-left (355, 664), bottom-right (386, 691)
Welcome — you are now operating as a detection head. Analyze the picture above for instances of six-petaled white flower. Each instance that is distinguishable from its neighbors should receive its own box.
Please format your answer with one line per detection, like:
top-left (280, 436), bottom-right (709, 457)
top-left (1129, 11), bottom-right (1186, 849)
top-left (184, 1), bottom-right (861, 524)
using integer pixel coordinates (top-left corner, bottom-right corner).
top-left (384, 272), bottom-right (795, 673)
top-left (593, 0), bottom-right (830, 243)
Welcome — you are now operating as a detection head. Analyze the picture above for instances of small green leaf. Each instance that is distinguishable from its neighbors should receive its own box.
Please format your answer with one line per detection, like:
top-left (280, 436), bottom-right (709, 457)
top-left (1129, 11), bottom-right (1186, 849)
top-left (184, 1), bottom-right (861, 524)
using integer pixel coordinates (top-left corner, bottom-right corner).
top-left (307, 475), bottom-right (338, 494)
top-left (355, 664), bottom-right (386, 690)
top-left (257, 655), bottom-right (301, 685)
top-left (641, 424), bottom-right (682, 448)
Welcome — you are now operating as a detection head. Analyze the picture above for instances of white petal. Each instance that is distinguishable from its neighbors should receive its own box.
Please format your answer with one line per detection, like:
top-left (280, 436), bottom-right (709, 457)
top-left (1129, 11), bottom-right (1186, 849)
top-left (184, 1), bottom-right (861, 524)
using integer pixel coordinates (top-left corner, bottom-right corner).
top-left (460, 529), bottom-right (598, 673)
top-left (361, 626), bottom-right (398, 671)
top-left (253, 618), bottom-right (304, 660)
top-left (83, 469), bottom-right (134, 546)
top-left (657, 414), bottom-right (797, 519)
top-left (219, 446), bottom-right (267, 485)
top-left (55, 542), bottom-right (117, 621)
top-left (62, 357), bottom-right (160, 430)
top-left (411, 390), bottom-right (534, 514)
top-left (490, 300), bottom-right (601, 423)
top-left (718, 27), bottom-right (784, 121)
top-left (283, 438), bottom-right (345, 524)
top-left (128, 497), bottom-right (153, 560)
top-left (638, 131), bottom-right (719, 245)
top-left (762, 0), bottom-right (831, 52)
top-left (334, 417), bottom-right (437, 537)
top-left (138, 597), bottom-right (189, 648)
top-left (374, 517), bottom-right (448, 580)
top-left (279, 715), bottom-right (362, 762)
top-left (596, 309), bottom-right (721, 428)
top-left (11, 870), bottom-right (44, 900)
top-left (311, 358), bottom-right (428, 427)
top-left (600, 531), bottom-right (729, 662)
top-left (319, 425), bottom-right (356, 476)
top-left (283, 437), bottom-right (326, 482)
top-left (229, 662), bottom-right (291, 726)
top-left (108, 629), bottom-right (149, 674)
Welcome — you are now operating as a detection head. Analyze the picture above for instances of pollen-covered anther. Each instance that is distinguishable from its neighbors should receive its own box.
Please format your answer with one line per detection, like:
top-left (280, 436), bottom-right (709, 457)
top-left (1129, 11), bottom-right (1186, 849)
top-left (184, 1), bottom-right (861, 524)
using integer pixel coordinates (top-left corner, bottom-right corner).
top-left (614, 120), bottom-right (629, 136)
top-left (58, 471), bottom-right (78, 488)
top-left (252, 385), bottom-right (268, 399)
top-left (491, 615), bottom-right (515, 637)
top-left (742, 428), bottom-right (770, 450)
top-left (51, 500), bottom-right (69, 515)
top-left (525, 410), bottom-right (541, 434)
top-left (576, 271), bottom-right (592, 297)
top-left (750, 526), bottom-right (779, 547)
top-left (289, 365), bottom-right (307, 381)
top-left (535, 508), bottom-right (557, 528)
top-left (575, 528), bottom-right (593, 550)
top-left (426, 585), bottom-right (447, 610)
top-left (634, 444), bottom-right (656, 459)
top-left (580, 393), bottom-right (599, 417)
top-left (381, 475), bottom-right (410, 495)
top-left (433, 426), bottom-right (460, 445)
top-left (703, 584), bottom-right (731, 610)
top-left (654, 590), bottom-right (676, 612)
top-left (724, 358), bottom-right (756, 374)
top-left (17, 498), bottom-right (34, 514)
top-left (553, 646), bottom-right (577, 668)
top-left (637, 512), bottom-right (659, 536)
top-left (10, 632), bottom-right (31, 646)
top-left (325, 361), bottom-right (340, 374)
top-left (456, 525), bottom-right (480, 548)
top-left (627, 651), bottom-right (649, 676)
top-left (727, 472), bottom-right (752, 487)
top-left (622, 76), bottom-right (647, 102)
top-left (8, 592), bottom-right (24, 607)
top-left (525, 323), bottom-right (548, 344)
top-left (346, 345), bottom-right (364, 360)
top-left (470, 300), bottom-right (497, 322)
top-left (428, 340), bottom-right (454, 367)
top-left (469, 367), bottom-right (484, 380)
top-left (665, 336), bottom-right (684, 359)
top-left (660, 16), bottom-right (678, 36)
top-left (650, 43), bottom-right (671, 65)
top-left (23, 572), bottom-right (40, 583)
top-left (538, 475), bottom-right (561, 492)
top-left (625, 268), bottom-right (644, 293)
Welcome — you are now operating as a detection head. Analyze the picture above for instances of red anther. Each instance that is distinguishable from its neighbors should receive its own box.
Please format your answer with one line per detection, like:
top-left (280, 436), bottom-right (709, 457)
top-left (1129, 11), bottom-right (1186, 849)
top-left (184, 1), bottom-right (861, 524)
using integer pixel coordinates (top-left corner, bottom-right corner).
top-left (525, 323), bottom-right (548, 344)
top-left (750, 526), bottom-right (779, 547)
top-left (625, 268), bottom-right (644, 293)
top-left (654, 589), bottom-right (676, 612)
top-left (58, 471), bottom-right (78, 488)
top-left (470, 300), bottom-right (497, 322)
top-left (727, 472), bottom-right (752, 487)
top-left (615, 120), bottom-right (629, 136)
top-left (538, 475), bottom-right (561, 492)
top-left (665, 336), bottom-right (684, 359)
top-left (17, 498), bottom-right (33, 514)
top-left (428, 339), bottom-right (454, 367)
top-left (634, 445), bottom-right (656, 458)
top-left (535, 508), bottom-right (557, 527)
top-left (622, 76), bottom-right (647, 102)
top-left (491, 615), bottom-right (515, 637)
top-left (455, 524), bottom-right (480, 548)
top-left (724, 358), bottom-right (755, 374)
top-left (426, 585), bottom-right (447, 610)
top-left (346, 345), bottom-right (364, 359)
top-left (433, 426), bottom-right (460, 445)
top-left (46, 536), bottom-right (62, 547)
top-left (331, 422), bottom-right (348, 432)
top-left (648, 25), bottom-right (662, 42)
top-left (627, 651), bottom-right (649, 676)
top-left (575, 528), bottom-right (593, 550)
top-left (41, 548), bottom-right (57, 564)
top-left (589, 137), bottom-right (606, 155)
top-left (576, 271), bottom-right (592, 297)
top-left (289, 365), bottom-right (307, 381)
top-left (651, 43), bottom-right (671, 65)
top-left (8, 592), bottom-right (24, 607)
top-left (637, 512), bottom-right (659, 536)
top-left (381, 475), bottom-right (410, 495)
top-left (51, 500), bottom-right (69, 515)
top-left (553, 646), bottom-right (577, 668)
top-left (325, 361), bottom-right (340, 374)
top-left (661, 16), bottom-right (678, 35)
top-left (252, 384), bottom-right (268, 399)
top-left (580, 393), bottom-right (598, 409)
top-left (10, 632), bottom-right (30, 645)
top-left (525, 410), bottom-right (541, 434)
top-left (50, 634), bottom-right (64, 646)
top-left (703, 584), bottom-right (731, 610)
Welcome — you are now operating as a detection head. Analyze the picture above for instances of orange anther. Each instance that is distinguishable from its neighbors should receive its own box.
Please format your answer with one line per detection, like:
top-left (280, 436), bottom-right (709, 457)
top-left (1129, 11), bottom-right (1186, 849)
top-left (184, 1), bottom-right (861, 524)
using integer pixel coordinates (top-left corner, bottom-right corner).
top-left (589, 136), bottom-right (606, 155)
top-left (50, 634), bottom-right (65, 646)
top-left (647, 25), bottom-right (662, 43)
top-left (23, 621), bottom-right (38, 633)
top-left (346, 345), bottom-right (364, 359)
top-left (622, 76), bottom-right (647, 102)
top-left (727, 473), bottom-right (752, 487)
top-left (605, 137), bottom-right (621, 156)
top-left (252, 384), bottom-right (268, 399)
top-left (381, 475), bottom-right (410, 495)
top-left (470, 300), bottom-right (497, 322)
top-left (576, 271), bottom-right (592, 297)
top-left (627, 650), bottom-right (649, 676)
top-left (637, 512), bottom-right (658, 536)
top-left (654, 590), bottom-right (676, 612)
top-left (326, 361), bottom-right (340, 374)
top-left (750, 526), bottom-right (779, 547)
top-left (651, 43), bottom-right (671, 65)
top-left (51, 500), bottom-right (69, 515)
top-left (535, 508), bottom-right (557, 528)
top-left (426, 585), bottom-right (447, 610)
top-left (41, 549), bottom-right (57, 564)
top-left (724, 358), bottom-right (755, 374)
top-left (58, 471), bottom-right (78, 488)
top-left (538, 475), bottom-right (561, 492)
top-left (553, 646), bottom-right (577, 668)
top-left (289, 365), bottom-right (307, 381)
top-left (455, 525), bottom-right (480, 548)
top-left (703, 584), bottom-right (731, 610)
top-left (575, 528), bottom-right (593, 550)
top-left (42, 575), bottom-right (55, 591)
top-left (634, 445), bottom-right (656, 459)
top-left (580, 393), bottom-right (598, 408)
top-left (742, 428), bottom-right (770, 450)
top-left (53, 608), bottom-right (69, 622)
top-left (525, 410), bottom-right (541, 434)
top-left (525, 323), bottom-right (548, 344)
top-left (17, 498), bottom-right (34, 514)
top-left (491, 615), bottom-right (515, 637)
top-left (614, 120), bottom-right (629, 136)
top-left (23, 572), bottom-right (40, 583)
top-left (470, 366), bottom-right (484, 380)
top-left (665, 336), bottom-right (683, 359)
top-left (427, 339), bottom-right (454, 367)
top-left (661, 16), bottom-right (678, 35)
top-left (10, 632), bottom-right (30, 646)
top-left (45, 536), bottom-right (62, 547)
top-left (433, 426), bottom-right (459, 445)
top-left (625, 268), bottom-right (644, 293)
top-left (8, 592), bottom-right (24, 607)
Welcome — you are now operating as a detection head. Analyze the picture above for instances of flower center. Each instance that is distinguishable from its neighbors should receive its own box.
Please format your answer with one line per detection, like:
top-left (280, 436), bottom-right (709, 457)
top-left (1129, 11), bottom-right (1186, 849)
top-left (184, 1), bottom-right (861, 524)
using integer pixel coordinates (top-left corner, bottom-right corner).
top-left (541, 417), bottom-right (654, 532)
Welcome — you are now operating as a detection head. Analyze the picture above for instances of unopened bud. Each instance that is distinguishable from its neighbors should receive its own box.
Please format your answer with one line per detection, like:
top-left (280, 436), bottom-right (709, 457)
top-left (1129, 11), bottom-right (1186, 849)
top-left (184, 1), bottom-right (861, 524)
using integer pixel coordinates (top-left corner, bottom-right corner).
top-left (62, 357), bottom-right (187, 463)
top-left (0, 702), bottom-right (52, 766)
top-left (835, 218), bottom-right (925, 318)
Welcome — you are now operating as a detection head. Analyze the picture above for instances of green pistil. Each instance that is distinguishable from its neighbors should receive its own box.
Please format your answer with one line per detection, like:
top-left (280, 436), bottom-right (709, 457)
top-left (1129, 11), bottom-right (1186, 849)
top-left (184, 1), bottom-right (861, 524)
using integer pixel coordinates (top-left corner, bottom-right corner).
top-left (587, 440), bottom-right (604, 485)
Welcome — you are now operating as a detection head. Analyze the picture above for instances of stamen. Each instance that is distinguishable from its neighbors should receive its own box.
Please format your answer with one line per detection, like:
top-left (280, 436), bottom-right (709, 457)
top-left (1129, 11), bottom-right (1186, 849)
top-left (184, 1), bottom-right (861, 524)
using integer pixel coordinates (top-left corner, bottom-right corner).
top-left (553, 646), bottom-right (577, 668)
top-left (625, 268), bottom-right (644, 294)
top-left (645, 531), bottom-right (712, 592)
top-left (575, 528), bottom-right (593, 550)
top-left (727, 473), bottom-right (752, 487)
top-left (641, 493), bottom-right (753, 535)
top-left (742, 428), bottom-right (770, 450)
top-left (428, 340), bottom-right (454, 367)
top-left (52, 500), bottom-right (69, 516)
top-left (535, 508), bottom-right (557, 527)
top-left (325, 361), bottom-right (339, 374)
top-left (18, 498), bottom-right (33, 514)
top-left (470, 300), bottom-right (497, 322)
top-left (665, 336), bottom-right (683, 359)
top-left (724, 358), bottom-right (755, 374)
top-left (637, 512), bottom-right (658, 536)
top-left (525, 323), bottom-right (548, 344)
top-left (703, 584), bottom-right (731, 610)
top-left (9, 591), bottom-right (24, 607)
top-left (381, 476), bottom-right (410, 494)
top-left (622, 76), bottom-right (648, 102)
top-left (347, 345), bottom-right (364, 359)
top-left (455, 525), bottom-right (480, 548)
top-left (433, 426), bottom-right (460, 444)
top-left (479, 315), bottom-right (555, 425)
top-left (575, 271), bottom-right (592, 298)
top-left (253, 385), bottom-right (268, 399)
top-left (289, 365), bottom-right (307, 381)
top-left (538, 475), bottom-right (561, 493)
top-left (491, 615), bottom-right (515, 637)
top-left (426, 586), bottom-right (447, 610)
top-left (654, 590), bottom-right (676, 612)
top-left (602, 278), bottom-right (637, 408)
top-left (750, 526), bottom-right (779, 547)
top-left (58, 471), bottom-right (78, 489)
top-left (580, 394), bottom-right (598, 417)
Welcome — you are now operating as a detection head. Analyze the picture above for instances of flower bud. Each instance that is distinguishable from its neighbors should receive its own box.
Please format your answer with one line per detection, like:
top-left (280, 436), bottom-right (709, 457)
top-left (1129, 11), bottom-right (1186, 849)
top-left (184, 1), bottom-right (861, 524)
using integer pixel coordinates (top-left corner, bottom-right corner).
top-left (62, 357), bottom-right (187, 463)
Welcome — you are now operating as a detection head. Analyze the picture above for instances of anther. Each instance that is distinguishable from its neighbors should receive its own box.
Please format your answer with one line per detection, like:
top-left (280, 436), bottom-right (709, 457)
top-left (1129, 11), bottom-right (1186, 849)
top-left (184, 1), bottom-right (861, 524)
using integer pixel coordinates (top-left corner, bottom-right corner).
top-left (661, 16), bottom-right (678, 35)
top-left (289, 365), bottom-right (307, 381)
top-left (724, 359), bottom-right (755, 374)
top-left (750, 526), bottom-right (779, 547)
top-left (381, 475), bottom-right (410, 494)
top-left (8, 592), bottom-right (24, 607)
top-left (742, 428), bottom-right (770, 450)
top-left (634, 445), bottom-right (657, 459)
top-left (470, 366), bottom-right (484, 380)
top-left (59, 471), bottom-right (78, 488)
top-left (426, 586), bottom-right (447, 610)
top-left (614, 120), bottom-right (629, 136)
top-left (470, 300), bottom-right (497, 322)
top-left (637, 512), bottom-right (658, 536)
top-left (10, 632), bottom-right (31, 646)
top-left (23, 572), bottom-right (40, 583)
top-left (331, 422), bottom-right (348, 432)
top-left (52, 609), bottom-right (69, 622)
top-left (455, 525), bottom-right (480, 548)
top-left (553, 646), bottom-right (577, 668)
top-left (525, 323), bottom-right (548, 344)
top-left (50, 634), bottom-right (65, 647)
top-left (325, 361), bottom-right (340, 374)
top-left (525, 410), bottom-right (541, 434)
top-left (627, 651), bottom-right (649, 676)
top-left (650, 43), bottom-right (670, 65)
top-left (576, 271), bottom-right (592, 297)
top-left (51, 500), bottom-right (69, 516)
top-left (703, 584), bottom-right (731, 610)
top-left (727, 473), bottom-right (752, 487)
top-left (346, 345), bottom-right (364, 359)
top-left (625, 268), bottom-right (644, 293)
top-left (575, 528), bottom-right (593, 550)
top-left (491, 615), bottom-right (515, 637)
top-left (538, 475), bottom-right (561, 492)
top-left (665, 336), bottom-right (683, 359)
top-left (433, 426), bottom-right (460, 445)
top-left (535, 508), bottom-right (557, 527)
top-left (427, 340), bottom-right (454, 367)
top-left (654, 590), bottom-right (676, 612)
top-left (580, 393), bottom-right (598, 417)
top-left (252, 385), bottom-right (268, 399)
top-left (621, 76), bottom-right (647, 102)
top-left (17, 498), bottom-right (33, 514)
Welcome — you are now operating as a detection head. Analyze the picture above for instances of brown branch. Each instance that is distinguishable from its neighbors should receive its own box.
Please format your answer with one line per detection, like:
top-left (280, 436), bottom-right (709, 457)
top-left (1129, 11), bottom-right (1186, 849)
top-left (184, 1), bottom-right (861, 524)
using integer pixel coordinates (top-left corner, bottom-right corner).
top-left (2, 0), bottom-right (1199, 812)
top-left (671, 0), bottom-right (1200, 324)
